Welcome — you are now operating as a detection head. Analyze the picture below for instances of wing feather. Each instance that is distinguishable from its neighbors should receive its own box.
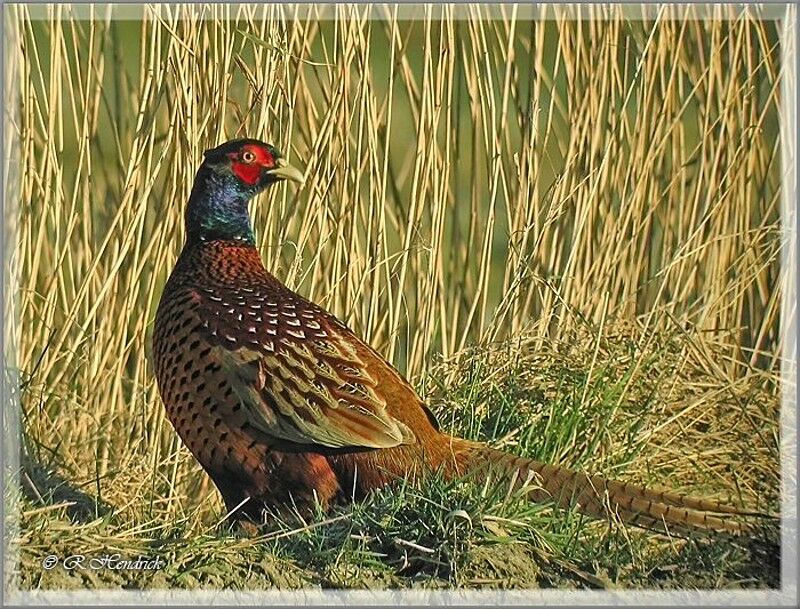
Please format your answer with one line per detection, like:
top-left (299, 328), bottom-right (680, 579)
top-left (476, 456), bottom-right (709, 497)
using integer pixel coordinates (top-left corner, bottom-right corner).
top-left (203, 289), bottom-right (417, 449)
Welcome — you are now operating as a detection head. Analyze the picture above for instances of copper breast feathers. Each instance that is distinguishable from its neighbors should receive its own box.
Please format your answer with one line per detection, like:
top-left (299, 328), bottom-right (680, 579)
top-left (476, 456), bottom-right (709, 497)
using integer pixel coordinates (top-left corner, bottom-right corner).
top-left (155, 242), bottom-right (416, 452)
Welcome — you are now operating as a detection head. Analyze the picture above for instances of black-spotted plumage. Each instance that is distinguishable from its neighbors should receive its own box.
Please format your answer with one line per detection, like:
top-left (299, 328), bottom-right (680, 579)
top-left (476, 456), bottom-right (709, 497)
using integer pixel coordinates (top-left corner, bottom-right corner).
top-left (153, 138), bottom-right (771, 534)
top-left (154, 239), bottom-right (445, 518)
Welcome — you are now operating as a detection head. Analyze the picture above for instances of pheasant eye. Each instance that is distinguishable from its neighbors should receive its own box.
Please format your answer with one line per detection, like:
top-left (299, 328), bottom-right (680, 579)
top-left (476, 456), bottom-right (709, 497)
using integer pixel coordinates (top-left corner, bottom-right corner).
top-left (241, 150), bottom-right (257, 163)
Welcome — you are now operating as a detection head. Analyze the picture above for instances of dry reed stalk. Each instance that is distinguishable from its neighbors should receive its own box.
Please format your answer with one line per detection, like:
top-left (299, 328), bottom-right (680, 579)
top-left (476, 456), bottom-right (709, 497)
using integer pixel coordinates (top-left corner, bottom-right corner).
top-left (9, 3), bottom-right (783, 522)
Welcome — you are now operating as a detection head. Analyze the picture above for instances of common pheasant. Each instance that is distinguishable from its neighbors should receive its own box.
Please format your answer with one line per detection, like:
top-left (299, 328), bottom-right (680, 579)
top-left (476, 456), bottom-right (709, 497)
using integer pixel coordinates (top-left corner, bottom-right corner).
top-left (153, 138), bottom-right (769, 537)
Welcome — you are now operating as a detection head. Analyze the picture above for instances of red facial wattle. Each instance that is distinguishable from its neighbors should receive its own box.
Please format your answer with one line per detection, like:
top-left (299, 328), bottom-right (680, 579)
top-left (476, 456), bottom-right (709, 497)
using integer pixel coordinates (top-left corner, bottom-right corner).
top-left (229, 145), bottom-right (276, 186)
top-left (230, 162), bottom-right (263, 186)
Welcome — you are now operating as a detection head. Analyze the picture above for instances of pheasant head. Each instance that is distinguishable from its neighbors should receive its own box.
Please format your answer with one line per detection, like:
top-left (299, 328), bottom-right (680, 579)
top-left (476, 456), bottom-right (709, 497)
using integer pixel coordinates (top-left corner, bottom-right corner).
top-left (185, 138), bottom-right (304, 245)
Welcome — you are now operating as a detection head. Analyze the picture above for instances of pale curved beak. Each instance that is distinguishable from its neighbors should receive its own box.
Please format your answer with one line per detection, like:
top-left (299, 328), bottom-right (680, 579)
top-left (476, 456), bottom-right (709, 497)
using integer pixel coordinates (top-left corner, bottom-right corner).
top-left (265, 158), bottom-right (305, 184)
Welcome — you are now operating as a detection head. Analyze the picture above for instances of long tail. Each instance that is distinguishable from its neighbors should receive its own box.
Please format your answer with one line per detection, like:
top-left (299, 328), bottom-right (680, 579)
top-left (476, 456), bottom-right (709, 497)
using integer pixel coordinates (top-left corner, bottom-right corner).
top-left (452, 441), bottom-right (775, 536)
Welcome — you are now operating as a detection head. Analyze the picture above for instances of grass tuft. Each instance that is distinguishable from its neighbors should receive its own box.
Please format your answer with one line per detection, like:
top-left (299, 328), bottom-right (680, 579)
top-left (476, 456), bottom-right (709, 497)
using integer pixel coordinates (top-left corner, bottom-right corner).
top-left (14, 322), bottom-right (780, 590)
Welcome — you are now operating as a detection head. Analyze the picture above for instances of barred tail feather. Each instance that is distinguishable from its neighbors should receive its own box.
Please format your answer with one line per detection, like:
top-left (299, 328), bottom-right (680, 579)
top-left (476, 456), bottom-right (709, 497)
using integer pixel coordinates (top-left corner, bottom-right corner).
top-left (452, 441), bottom-right (774, 536)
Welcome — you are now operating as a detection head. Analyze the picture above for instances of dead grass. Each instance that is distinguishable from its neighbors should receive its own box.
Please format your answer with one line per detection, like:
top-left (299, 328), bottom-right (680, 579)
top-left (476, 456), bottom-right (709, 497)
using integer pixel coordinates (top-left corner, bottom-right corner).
top-left (12, 322), bottom-right (780, 590)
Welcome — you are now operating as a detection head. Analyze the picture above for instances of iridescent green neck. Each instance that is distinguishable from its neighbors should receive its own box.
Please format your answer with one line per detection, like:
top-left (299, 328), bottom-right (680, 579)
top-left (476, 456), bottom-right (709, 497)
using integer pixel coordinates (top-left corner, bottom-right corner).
top-left (185, 166), bottom-right (256, 245)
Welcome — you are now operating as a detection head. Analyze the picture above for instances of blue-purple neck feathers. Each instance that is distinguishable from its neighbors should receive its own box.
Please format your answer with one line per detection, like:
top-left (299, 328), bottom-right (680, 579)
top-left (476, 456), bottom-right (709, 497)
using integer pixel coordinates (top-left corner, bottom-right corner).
top-left (185, 165), bottom-right (257, 246)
